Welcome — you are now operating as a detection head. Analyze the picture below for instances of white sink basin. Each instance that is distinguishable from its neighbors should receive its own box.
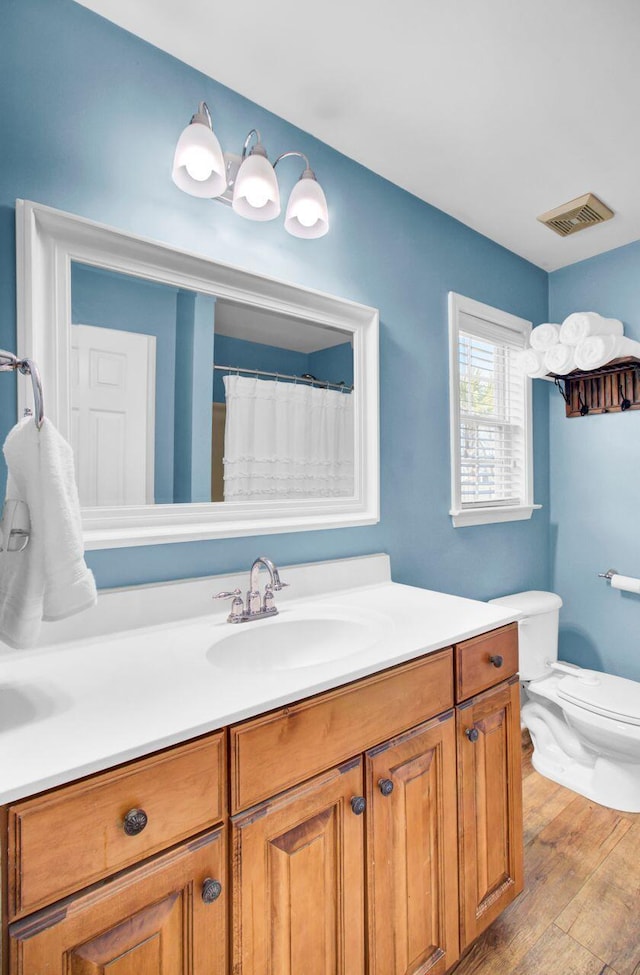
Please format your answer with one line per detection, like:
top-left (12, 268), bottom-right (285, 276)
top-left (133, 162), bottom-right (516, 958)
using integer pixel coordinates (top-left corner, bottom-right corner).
top-left (207, 608), bottom-right (391, 671)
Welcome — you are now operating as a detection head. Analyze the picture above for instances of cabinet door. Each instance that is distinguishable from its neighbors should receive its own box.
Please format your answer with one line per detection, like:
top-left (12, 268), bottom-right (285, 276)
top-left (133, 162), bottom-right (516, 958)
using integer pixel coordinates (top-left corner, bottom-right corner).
top-left (366, 713), bottom-right (459, 975)
top-left (232, 759), bottom-right (365, 975)
top-left (9, 827), bottom-right (227, 975)
top-left (457, 678), bottom-right (524, 948)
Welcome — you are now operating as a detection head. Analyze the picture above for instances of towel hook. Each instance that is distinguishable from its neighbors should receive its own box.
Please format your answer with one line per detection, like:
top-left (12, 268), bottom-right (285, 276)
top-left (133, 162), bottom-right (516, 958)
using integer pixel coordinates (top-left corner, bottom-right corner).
top-left (578, 388), bottom-right (589, 416)
top-left (618, 381), bottom-right (631, 411)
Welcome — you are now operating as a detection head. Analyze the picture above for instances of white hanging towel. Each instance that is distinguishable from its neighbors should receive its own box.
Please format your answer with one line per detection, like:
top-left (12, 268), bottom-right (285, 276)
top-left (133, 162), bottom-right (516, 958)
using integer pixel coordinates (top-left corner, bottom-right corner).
top-left (559, 312), bottom-right (623, 346)
top-left (529, 323), bottom-right (560, 351)
top-left (574, 335), bottom-right (640, 371)
top-left (0, 417), bottom-right (97, 649)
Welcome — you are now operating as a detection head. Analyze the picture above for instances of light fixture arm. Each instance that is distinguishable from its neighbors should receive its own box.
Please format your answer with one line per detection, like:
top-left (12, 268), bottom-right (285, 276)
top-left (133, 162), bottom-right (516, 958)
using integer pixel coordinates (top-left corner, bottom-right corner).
top-left (192, 101), bottom-right (213, 128)
top-left (241, 129), bottom-right (266, 159)
top-left (273, 150), bottom-right (313, 177)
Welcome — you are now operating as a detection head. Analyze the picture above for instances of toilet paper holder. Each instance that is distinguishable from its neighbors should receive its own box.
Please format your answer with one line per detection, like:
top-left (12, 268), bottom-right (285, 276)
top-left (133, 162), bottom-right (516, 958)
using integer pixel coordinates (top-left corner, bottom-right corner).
top-left (598, 568), bottom-right (640, 595)
top-left (598, 568), bottom-right (618, 581)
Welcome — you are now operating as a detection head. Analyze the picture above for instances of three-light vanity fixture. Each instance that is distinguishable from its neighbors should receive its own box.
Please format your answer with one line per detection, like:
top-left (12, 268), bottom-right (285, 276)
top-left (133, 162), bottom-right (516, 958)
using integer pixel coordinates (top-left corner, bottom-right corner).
top-left (172, 102), bottom-right (329, 238)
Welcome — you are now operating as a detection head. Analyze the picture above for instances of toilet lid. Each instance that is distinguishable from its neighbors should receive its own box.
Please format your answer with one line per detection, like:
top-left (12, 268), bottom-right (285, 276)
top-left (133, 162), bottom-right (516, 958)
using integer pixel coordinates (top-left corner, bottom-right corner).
top-left (558, 672), bottom-right (640, 726)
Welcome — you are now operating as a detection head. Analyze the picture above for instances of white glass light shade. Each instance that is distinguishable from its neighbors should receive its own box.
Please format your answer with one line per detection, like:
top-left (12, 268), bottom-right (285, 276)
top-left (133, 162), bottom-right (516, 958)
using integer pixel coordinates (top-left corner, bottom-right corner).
top-left (284, 175), bottom-right (329, 238)
top-left (172, 122), bottom-right (227, 198)
top-left (232, 152), bottom-right (280, 221)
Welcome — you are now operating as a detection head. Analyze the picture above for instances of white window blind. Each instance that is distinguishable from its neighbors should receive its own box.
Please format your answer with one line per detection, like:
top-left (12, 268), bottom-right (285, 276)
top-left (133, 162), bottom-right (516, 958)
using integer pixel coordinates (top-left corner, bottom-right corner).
top-left (449, 294), bottom-right (537, 527)
top-left (458, 312), bottom-right (526, 508)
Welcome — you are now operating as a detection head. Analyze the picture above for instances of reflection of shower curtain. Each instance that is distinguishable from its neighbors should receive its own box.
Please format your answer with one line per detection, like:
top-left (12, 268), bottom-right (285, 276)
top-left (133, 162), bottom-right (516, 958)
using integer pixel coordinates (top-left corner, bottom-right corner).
top-left (222, 375), bottom-right (354, 501)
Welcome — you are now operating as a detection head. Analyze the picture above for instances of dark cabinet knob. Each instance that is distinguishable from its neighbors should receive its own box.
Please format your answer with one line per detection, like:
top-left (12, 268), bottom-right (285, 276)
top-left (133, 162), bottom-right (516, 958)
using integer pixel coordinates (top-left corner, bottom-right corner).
top-left (202, 878), bottom-right (223, 903)
top-left (489, 654), bottom-right (504, 668)
top-left (466, 728), bottom-right (479, 743)
top-left (123, 808), bottom-right (148, 836)
top-left (378, 778), bottom-right (394, 797)
top-left (351, 796), bottom-right (366, 815)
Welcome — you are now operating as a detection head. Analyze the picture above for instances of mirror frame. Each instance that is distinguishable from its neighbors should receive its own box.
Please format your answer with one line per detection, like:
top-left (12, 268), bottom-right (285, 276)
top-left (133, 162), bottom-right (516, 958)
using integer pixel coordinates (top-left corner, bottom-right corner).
top-left (16, 200), bottom-right (379, 549)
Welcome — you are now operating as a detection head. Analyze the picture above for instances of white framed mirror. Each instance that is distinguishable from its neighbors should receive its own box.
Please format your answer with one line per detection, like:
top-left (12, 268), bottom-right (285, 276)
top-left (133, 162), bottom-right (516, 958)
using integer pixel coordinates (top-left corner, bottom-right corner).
top-left (16, 201), bottom-right (379, 549)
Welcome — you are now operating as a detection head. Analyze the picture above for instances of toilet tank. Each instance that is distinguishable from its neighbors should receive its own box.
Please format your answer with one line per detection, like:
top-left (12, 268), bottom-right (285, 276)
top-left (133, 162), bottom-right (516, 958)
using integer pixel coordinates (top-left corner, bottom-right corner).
top-left (488, 590), bottom-right (563, 680)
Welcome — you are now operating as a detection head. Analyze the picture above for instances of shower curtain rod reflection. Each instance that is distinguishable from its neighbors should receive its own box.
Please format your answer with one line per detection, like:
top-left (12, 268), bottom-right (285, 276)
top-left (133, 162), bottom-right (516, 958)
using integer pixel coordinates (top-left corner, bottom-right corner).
top-left (214, 364), bottom-right (353, 391)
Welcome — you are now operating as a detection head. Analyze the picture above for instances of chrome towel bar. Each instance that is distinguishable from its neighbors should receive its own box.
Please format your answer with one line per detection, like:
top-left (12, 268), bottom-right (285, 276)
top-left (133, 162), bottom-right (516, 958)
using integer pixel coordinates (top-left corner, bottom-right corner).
top-left (0, 350), bottom-right (45, 429)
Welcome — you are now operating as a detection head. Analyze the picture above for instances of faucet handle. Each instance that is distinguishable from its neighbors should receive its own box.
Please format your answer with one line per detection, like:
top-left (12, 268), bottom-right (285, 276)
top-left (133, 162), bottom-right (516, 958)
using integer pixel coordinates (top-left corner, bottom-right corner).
top-left (214, 588), bottom-right (245, 623)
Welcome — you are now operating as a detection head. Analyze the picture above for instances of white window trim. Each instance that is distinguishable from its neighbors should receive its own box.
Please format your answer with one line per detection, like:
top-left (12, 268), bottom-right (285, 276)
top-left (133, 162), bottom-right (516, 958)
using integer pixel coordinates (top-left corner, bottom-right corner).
top-left (448, 292), bottom-right (541, 528)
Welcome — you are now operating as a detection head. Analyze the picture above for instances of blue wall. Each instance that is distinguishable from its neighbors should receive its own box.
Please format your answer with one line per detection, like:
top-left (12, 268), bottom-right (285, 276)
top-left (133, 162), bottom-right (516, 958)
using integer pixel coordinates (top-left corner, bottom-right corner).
top-left (0, 0), bottom-right (550, 598)
top-left (549, 241), bottom-right (640, 680)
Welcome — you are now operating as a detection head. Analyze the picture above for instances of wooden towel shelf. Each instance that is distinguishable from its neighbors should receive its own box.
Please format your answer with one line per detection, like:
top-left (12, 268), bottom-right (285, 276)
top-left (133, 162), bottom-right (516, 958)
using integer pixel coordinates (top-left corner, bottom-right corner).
top-left (549, 356), bottom-right (640, 418)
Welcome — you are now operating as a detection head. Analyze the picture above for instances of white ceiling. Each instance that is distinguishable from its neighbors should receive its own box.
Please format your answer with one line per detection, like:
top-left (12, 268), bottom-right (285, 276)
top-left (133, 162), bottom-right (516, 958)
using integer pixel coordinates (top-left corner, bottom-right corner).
top-left (75, 0), bottom-right (640, 271)
top-left (215, 300), bottom-right (351, 353)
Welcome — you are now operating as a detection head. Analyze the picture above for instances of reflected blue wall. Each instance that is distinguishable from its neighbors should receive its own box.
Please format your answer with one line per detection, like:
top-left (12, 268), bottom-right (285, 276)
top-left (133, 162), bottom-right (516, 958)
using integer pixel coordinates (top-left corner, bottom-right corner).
top-left (212, 337), bottom-right (353, 402)
top-left (174, 291), bottom-right (215, 502)
top-left (549, 241), bottom-right (640, 680)
top-left (0, 0), bottom-right (550, 600)
top-left (310, 344), bottom-right (353, 388)
top-left (212, 336), bottom-right (308, 403)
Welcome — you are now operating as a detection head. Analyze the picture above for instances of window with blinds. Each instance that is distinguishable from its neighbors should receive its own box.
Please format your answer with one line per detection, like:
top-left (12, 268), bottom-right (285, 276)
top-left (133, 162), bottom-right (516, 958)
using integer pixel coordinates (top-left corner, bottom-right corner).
top-left (449, 294), bottom-right (537, 527)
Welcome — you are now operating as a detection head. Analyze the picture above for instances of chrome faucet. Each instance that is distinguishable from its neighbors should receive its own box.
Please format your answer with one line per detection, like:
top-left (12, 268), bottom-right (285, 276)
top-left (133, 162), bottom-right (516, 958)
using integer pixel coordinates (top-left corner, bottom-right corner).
top-left (214, 556), bottom-right (288, 623)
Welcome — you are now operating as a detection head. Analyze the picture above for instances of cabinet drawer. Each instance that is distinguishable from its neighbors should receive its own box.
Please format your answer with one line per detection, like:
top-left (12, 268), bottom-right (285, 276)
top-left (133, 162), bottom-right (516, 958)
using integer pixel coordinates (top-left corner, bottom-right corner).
top-left (454, 624), bottom-right (518, 702)
top-left (230, 648), bottom-right (453, 813)
top-left (8, 732), bottom-right (226, 919)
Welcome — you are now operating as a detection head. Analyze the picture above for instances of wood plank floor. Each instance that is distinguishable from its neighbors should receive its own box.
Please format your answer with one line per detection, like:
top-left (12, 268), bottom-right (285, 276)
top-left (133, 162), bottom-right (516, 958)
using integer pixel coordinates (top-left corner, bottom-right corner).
top-left (451, 733), bottom-right (640, 975)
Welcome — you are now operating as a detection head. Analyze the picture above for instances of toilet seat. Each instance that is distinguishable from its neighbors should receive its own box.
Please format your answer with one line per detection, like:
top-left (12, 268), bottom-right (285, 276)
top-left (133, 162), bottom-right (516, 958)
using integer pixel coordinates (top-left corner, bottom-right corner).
top-left (557, 672), bottom-right (640, 727)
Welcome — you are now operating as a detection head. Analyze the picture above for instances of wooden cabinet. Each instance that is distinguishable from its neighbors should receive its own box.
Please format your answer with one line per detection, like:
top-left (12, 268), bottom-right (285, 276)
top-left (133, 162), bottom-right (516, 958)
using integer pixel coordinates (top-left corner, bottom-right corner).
top-left (1, 623), bottom-right (524, 975)
top-left (232, 760), bottom-right (365, 975)
top-left (228, 647), bottom-right (460, 975)
top-left (4, 734), bottom-right (227, 975)
top-left (232, 713), bottom-right (462, 975)
top-left (9, 826), bottom-right (227, 975)
top-left (456, 677), bottom-right (524, 948)
top-left (365, 713), bottom-right (460, 975)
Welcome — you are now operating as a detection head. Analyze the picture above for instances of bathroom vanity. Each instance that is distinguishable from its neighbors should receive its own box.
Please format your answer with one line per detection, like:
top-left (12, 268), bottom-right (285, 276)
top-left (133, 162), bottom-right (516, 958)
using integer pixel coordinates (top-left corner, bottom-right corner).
top-left (0, 556), bottom-right (523, 974)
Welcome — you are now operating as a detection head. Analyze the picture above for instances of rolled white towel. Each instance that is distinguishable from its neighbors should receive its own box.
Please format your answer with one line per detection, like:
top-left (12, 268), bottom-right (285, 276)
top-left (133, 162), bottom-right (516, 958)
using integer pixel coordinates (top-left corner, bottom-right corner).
top-left (574, 335), bottom-right (640, 371)
top-left (519, 348), bottom-right (550, 379)
top-left (544, 343), bottom-right (576, 375)
top-left (530, 323), bottom-right (560, 351)
top-left (559, 312), bottom-right (623, 346)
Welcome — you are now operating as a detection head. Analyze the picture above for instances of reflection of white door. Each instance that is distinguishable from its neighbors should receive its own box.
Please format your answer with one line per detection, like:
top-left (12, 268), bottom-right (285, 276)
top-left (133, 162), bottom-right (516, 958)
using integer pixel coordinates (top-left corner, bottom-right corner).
top-left (71, 324), bottom-right (156, 506)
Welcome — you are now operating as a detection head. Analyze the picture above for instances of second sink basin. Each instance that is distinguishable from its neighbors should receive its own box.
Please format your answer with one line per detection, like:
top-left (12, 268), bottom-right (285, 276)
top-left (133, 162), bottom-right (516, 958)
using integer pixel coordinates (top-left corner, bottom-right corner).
top-left (207, 607), bottom-right (391, 671)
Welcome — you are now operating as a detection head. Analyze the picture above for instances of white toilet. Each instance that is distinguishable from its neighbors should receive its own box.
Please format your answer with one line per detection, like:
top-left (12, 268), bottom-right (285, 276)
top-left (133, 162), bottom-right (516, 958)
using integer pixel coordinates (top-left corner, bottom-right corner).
top-left (489, 590), bottom-right (640, 813)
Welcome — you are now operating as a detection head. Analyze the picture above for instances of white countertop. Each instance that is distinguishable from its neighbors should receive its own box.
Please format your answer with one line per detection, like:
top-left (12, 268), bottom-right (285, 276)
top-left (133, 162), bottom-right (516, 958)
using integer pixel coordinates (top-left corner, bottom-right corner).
top-left (0, 555), bottom-right (519, 804)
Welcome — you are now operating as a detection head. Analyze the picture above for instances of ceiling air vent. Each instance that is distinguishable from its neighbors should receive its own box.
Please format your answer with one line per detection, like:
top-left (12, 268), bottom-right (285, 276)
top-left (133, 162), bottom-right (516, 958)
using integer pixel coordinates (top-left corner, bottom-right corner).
top-left (537, 193), bottom-right (614, 237)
